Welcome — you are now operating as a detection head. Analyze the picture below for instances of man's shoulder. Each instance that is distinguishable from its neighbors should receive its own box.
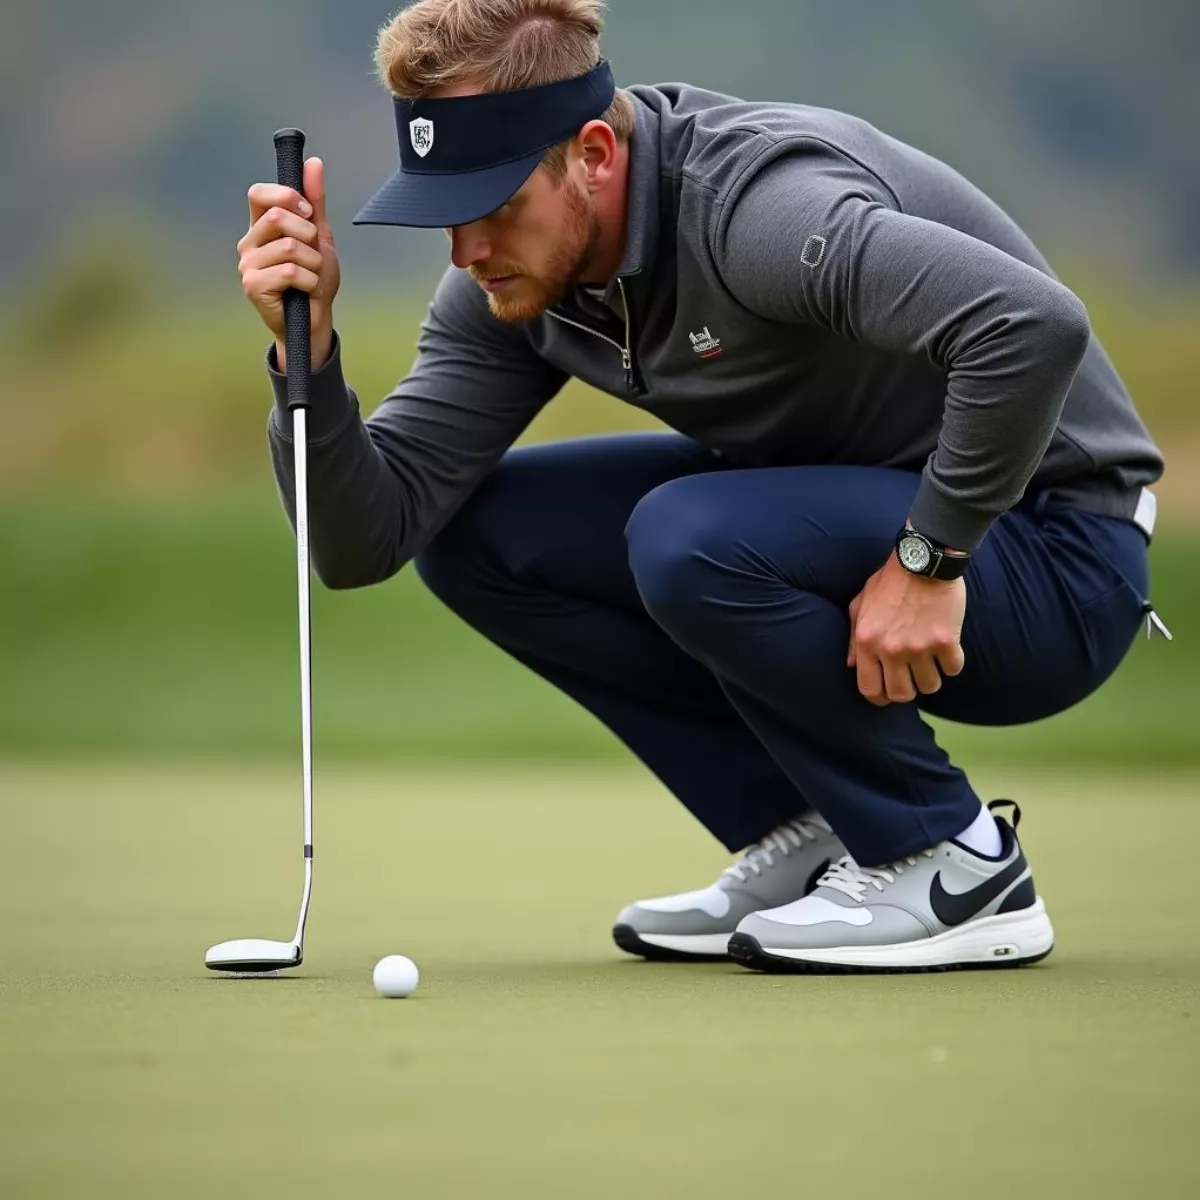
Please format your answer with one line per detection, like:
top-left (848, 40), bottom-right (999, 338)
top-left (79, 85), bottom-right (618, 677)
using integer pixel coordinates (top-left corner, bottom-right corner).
top-left (628, 81), bottom-right (885, 138)
top-left (627, 82), bottom-right (908, 196)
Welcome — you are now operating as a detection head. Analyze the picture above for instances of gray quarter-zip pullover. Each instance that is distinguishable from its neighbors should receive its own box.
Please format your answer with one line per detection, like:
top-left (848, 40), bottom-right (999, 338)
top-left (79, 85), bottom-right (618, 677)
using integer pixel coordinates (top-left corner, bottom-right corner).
top-left (266, 83), bottom-right (1164, 587)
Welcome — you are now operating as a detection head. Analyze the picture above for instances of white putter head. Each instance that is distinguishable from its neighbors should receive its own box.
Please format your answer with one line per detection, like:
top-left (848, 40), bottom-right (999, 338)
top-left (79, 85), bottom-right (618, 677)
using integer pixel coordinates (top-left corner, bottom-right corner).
top-left (205, 938), bottom-right (303, 972)
top-left (205, 817), bottom-right (313, 974)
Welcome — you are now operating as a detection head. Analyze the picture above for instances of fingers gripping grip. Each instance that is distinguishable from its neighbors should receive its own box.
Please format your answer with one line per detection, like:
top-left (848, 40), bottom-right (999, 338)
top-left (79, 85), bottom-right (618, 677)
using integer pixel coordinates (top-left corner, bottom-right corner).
top-left (273, 128), bottom-right (311, 410)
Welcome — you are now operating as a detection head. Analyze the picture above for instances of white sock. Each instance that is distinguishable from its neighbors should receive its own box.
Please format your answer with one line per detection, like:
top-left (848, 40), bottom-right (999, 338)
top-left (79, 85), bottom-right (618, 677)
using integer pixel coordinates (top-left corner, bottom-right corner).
top-left (954, 804), bottom-right (1003, 857)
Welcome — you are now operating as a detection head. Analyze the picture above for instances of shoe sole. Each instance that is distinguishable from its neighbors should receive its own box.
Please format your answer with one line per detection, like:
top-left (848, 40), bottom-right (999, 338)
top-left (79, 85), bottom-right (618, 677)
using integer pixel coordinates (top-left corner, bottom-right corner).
top-left (728, 902), bottom-right (1055, 974)
top-left (612, 924), bottom-right (731, 962)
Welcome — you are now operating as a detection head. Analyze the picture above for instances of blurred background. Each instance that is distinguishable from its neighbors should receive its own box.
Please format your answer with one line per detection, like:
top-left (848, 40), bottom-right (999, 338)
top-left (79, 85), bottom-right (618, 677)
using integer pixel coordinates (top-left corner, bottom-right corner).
top-left (2, 0), bottom-right (1196, 769)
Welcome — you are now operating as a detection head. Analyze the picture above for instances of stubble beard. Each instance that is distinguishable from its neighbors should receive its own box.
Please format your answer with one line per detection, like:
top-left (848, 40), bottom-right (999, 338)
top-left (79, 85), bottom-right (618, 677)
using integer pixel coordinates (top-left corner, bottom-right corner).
top-left (483, 182), bottom-right (600, 325)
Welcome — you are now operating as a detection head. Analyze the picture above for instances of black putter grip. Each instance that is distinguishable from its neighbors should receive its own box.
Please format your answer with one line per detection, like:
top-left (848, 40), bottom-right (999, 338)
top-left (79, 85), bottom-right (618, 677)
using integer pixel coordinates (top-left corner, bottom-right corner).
top-left (273, 128), bottom-right (311, 410)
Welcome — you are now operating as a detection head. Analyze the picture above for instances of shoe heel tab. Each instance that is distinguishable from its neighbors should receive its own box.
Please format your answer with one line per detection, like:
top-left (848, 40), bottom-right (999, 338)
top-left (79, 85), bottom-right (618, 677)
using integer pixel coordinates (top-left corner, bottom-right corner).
top-left (987, 799), bottom-right (1023, 830)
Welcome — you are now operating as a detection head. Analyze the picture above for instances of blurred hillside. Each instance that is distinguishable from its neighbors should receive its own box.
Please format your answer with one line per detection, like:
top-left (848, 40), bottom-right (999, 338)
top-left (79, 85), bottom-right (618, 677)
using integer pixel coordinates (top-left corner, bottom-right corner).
top-left (2, 0), bottom-right (1198, 508)
top-left (1, 2), bottom-right (1195, 766)
top-left (3, 0), bottom-right (1198, 300)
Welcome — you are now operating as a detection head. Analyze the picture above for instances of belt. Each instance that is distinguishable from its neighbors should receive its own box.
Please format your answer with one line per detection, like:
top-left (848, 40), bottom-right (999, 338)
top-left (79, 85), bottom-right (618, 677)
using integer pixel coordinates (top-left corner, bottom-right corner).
top-left (1030, 481), bottom-right (1157, 541)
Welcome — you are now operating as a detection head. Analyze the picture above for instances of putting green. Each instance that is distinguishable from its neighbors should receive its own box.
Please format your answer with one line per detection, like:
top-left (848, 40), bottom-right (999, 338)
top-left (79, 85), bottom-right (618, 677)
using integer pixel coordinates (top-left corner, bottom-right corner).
top-left (1, 761), bottom-right (1196, 1199)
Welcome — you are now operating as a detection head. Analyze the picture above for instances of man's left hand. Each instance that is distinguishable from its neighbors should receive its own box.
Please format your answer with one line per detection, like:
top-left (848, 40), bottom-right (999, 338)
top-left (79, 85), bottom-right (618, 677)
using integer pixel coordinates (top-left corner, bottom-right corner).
top-left (847, 555), bottom-right (966, 706)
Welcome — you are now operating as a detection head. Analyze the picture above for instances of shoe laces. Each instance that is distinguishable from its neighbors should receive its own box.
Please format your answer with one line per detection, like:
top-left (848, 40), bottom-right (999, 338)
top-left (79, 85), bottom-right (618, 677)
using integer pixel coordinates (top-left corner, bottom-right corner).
top-left (722, 815), bottom-right (833, 883)
top-left (817, 851), bottom-right (935, 903)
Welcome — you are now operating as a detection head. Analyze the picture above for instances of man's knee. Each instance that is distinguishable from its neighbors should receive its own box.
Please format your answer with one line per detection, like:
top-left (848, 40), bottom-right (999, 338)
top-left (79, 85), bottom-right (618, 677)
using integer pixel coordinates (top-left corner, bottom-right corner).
top-left (414, 469), bottom-right (515, 612)
top-left (625, 477), bottom-right (746, 638)
top-left (414, 443), bottom-right (573, 613)
top-left (413, 510), bottom-right (485, 617)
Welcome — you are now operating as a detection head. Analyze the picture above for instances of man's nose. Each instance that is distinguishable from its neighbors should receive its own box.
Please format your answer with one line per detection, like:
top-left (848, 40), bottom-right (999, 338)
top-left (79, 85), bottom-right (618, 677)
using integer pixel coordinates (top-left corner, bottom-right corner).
top-left (447, 223), bottom-right (491, 270)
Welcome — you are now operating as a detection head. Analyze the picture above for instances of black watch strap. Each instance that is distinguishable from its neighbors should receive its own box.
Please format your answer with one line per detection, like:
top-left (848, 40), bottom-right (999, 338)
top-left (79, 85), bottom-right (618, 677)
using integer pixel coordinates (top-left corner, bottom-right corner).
top-left (895, 524), bottom-right (971, 581)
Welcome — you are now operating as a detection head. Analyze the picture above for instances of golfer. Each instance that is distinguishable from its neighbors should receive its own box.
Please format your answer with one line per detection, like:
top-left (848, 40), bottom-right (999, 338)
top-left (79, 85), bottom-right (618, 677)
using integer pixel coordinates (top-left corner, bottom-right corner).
top-left (237, 0), bottom-right (1166, 973)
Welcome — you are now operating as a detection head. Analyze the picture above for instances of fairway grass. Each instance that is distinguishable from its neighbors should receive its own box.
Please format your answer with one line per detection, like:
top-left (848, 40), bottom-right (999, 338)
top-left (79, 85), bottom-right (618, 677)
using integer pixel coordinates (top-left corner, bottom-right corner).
top-left (1, 761), bottom-right (1197, 1199)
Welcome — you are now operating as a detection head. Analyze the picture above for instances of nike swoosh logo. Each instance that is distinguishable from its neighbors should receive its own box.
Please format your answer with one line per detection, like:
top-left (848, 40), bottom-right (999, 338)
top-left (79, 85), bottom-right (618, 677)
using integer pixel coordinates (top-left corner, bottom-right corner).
top-left (929, 855), bottom-right (1030, 927)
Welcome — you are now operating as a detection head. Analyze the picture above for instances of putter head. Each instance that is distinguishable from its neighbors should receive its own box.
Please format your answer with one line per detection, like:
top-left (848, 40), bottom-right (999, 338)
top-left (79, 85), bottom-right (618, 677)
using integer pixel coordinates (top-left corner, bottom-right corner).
top-left (205, 938), bottom-right (302, 972)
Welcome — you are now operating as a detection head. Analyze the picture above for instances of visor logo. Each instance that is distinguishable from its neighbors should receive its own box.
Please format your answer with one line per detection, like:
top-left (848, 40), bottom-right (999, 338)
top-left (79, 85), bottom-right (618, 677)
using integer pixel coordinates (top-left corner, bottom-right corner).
top-left (409, 118), bottom-right (434, 158)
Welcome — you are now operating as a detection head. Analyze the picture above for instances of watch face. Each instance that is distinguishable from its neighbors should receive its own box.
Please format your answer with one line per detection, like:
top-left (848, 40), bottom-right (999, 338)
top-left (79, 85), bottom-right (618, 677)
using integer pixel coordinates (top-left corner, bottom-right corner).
top-left (898, 534), bottom-right (933, 574)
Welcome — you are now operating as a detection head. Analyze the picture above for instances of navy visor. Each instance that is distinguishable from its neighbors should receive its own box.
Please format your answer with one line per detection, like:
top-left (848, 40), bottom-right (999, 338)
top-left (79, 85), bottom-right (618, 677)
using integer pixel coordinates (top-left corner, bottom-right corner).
top-left (353, 60), bottom-right (616, 229)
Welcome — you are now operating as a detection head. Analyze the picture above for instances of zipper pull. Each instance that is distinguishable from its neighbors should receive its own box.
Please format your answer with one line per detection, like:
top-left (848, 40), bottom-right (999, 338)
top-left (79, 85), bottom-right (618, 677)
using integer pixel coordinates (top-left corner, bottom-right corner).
top-left (616, 276), bottom-right (637, 393)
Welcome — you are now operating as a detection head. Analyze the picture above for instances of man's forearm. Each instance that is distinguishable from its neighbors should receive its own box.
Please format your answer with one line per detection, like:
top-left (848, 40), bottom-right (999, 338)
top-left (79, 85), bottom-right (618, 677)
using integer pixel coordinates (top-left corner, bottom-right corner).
top-left (265, 307), bottom-right (561, 590)
top-left (906, 276), bottom-right (1092, 551)
top-left (267, 330), bottom-right (421, 589)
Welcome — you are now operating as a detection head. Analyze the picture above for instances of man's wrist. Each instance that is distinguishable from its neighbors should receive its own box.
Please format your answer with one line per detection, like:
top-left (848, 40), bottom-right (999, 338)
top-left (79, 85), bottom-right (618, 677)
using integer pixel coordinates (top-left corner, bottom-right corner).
top-left (275, 325), bottom-right (335, 374)
top-left (887, 555), bottom-right (958, 587)
top-left (894, 520), bottom-right (971, 581)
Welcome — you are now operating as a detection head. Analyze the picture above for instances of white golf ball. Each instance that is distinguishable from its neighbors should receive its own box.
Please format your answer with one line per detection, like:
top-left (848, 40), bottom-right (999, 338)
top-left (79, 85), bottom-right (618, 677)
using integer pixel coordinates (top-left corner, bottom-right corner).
top-left (373, 955), bottom-right (419, 998)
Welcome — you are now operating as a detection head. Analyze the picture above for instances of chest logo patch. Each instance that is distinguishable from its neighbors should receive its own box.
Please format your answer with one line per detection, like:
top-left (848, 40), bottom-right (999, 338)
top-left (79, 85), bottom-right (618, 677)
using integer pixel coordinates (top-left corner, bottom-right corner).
top-left (688, 326), bottom-right (724, 359)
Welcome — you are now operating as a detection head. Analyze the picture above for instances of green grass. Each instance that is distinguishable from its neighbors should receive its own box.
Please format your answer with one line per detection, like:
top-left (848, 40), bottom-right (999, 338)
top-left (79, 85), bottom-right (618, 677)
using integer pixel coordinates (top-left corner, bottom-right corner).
top-left (1, 760), bottom-right (1197, 1199)
top-left (0, 490), bottom-right (1195, 764)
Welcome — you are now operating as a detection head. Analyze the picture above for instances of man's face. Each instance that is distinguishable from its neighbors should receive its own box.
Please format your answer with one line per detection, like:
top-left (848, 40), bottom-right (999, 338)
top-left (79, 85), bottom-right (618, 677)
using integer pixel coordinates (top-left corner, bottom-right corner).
top-left (446, 165), bottom-right (600, 323)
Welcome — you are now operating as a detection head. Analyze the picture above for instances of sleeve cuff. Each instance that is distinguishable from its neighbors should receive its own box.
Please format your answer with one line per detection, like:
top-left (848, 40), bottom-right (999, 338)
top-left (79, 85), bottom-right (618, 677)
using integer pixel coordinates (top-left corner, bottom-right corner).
top-left (266, 330), bottom-right (357, 442)
top-left (908, 478), bottom-right (998, 554)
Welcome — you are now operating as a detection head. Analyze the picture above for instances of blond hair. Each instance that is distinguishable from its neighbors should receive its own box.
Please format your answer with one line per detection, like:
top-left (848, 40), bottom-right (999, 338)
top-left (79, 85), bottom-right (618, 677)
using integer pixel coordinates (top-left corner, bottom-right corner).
top-left (373, 0), bottom-right (635, 177)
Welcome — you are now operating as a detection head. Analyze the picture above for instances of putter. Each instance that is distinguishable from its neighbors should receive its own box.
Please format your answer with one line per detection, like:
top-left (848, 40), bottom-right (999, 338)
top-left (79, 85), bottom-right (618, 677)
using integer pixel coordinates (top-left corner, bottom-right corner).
top-left (206, 128), bottom-right (315, 973)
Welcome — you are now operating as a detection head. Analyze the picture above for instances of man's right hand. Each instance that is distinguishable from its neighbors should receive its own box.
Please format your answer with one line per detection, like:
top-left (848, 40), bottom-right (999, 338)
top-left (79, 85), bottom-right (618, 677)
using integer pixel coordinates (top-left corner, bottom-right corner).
top-left (239, 156), bottom-right (341, 371)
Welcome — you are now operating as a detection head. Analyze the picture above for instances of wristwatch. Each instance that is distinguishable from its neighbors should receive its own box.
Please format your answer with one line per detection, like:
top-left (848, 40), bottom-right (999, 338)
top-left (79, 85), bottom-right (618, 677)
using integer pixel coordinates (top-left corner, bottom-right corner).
top-left (894, 522), bottom-right (971, 581)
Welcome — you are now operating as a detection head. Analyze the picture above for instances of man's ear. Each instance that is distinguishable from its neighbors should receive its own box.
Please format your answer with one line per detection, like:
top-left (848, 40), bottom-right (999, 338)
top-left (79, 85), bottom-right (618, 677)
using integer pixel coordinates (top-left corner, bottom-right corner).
top-left (578, 119), bottom-right (618, 191)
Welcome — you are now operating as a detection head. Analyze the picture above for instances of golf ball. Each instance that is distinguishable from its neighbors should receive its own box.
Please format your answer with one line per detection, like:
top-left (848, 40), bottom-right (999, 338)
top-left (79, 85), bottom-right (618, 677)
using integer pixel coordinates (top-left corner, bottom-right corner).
top-left (373, 955), bottom-right (419, 998)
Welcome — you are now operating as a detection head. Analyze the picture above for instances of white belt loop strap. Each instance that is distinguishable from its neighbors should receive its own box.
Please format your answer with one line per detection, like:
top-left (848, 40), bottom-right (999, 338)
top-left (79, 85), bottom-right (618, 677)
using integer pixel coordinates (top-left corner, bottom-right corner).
top-left (1134, 487), bottom-right (1157, 539)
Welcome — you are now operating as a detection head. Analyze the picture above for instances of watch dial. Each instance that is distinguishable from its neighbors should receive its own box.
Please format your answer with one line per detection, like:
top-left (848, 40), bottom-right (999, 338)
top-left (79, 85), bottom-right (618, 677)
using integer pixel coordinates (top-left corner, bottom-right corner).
top-left (899, 536), bottom-right (932, 573)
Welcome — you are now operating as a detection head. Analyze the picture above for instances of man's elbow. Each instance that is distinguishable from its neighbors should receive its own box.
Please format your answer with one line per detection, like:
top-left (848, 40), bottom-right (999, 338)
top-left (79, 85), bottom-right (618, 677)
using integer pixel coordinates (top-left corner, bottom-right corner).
top-left (1043, 280), bottom-right (1092, 368)
top-left (314, 564), bottom-right (371, 591)
top-left (311, 548), bottom-right (405, 591)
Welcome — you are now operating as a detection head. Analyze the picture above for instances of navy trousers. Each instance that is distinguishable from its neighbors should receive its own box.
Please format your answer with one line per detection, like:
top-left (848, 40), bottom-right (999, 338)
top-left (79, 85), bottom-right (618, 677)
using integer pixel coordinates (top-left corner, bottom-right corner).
top-left (415, 434), bottom-right (1150, 865)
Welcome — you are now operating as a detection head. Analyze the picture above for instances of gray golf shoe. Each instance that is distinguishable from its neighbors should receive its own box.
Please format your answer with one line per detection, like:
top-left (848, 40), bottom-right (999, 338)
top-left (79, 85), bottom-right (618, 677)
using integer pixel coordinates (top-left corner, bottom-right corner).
top-left (613, 815), bottom-right (845, 960)
top-left (729, 801), bottom-right (1054, 974)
